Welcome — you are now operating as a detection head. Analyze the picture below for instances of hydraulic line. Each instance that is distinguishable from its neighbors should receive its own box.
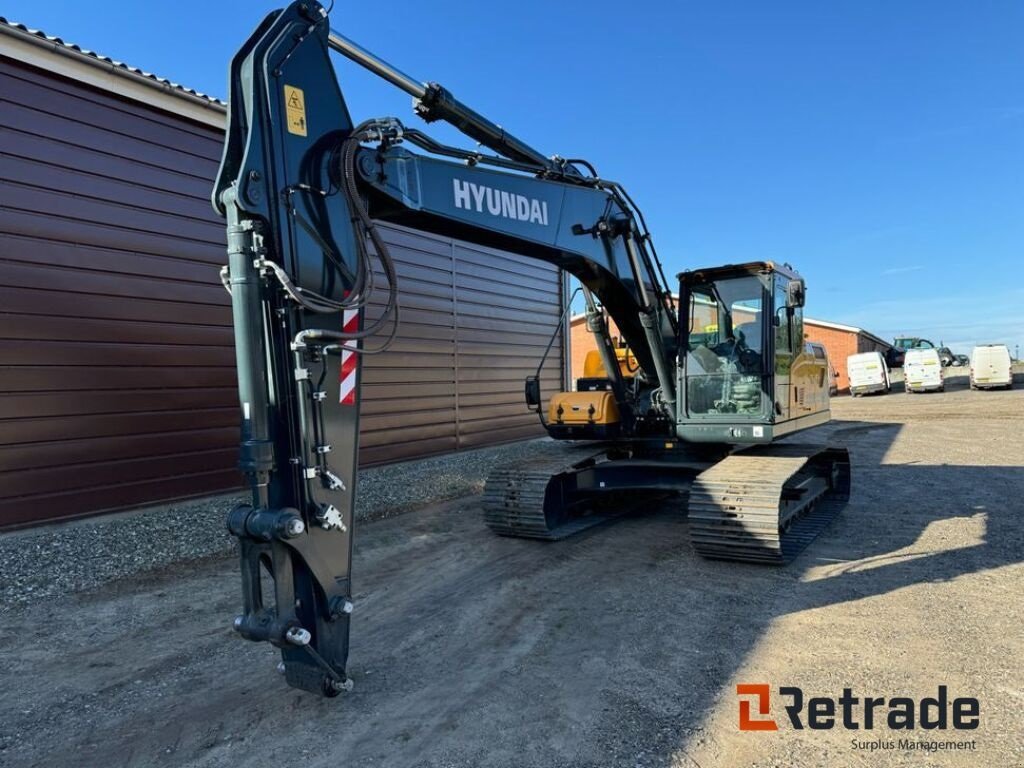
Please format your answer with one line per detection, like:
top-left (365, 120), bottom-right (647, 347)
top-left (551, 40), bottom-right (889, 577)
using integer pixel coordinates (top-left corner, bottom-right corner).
top-left (278, 122), bottom-right (400, 332)
top-left (329, 19), bottom-right (672, 336)
top-left (625, 233), bottom-right (676, 413)
top-left (581, 286), bottom-right (626, 396)
top-left (220, 121), bottom-right (404, 354)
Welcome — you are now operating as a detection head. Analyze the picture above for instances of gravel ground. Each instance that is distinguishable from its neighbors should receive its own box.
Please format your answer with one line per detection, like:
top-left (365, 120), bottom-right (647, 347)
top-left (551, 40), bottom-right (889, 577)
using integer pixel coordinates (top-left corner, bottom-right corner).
top-left (0, 437), bottom-right (582, 611)
top-left (1, 370), bottom-right (1022, 767)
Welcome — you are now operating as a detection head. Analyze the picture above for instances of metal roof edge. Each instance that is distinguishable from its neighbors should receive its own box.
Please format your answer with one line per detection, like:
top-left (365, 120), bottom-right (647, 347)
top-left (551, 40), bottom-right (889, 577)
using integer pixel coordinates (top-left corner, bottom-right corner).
top-left (805, 317), bottom-right (891, 348)
top-left (803, 317), bottom-right (862, 334)
top-left (0, 18), bottom-right (227, 130)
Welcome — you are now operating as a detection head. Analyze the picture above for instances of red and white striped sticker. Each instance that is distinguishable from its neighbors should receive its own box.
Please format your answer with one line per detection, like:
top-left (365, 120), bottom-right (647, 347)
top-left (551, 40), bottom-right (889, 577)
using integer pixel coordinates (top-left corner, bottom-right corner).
top-left (339, 308), bottom-right (359, 405)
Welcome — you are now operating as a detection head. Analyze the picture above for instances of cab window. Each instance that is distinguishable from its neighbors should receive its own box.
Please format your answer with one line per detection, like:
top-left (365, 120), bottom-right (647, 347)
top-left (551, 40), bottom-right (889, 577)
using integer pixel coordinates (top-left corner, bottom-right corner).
top-left (774, 281), bottom-right (791, 353)
top-left (683, 275), bottom-right (766, 416)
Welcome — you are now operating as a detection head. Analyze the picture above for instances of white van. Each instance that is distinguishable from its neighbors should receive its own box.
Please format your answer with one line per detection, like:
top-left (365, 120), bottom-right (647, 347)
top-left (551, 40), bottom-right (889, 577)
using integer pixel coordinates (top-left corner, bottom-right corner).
top-left (903, 348), bottom-right (944, 393)
top-left (847, 351), bottom-right (890, 396)
top-left (970, 344), bottom-right (1012, 390)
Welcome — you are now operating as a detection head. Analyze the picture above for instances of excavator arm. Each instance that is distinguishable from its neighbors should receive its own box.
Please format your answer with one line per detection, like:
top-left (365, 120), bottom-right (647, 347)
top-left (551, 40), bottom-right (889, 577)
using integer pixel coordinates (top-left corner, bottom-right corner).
top-left (212, 1), bottom-right (678, 696)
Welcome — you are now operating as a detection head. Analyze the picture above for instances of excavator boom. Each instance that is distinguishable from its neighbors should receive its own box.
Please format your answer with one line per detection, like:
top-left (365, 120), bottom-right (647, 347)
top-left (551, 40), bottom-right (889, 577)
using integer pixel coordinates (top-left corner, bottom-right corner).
top-left (214, 0), bottom-right (850, 697)
top-left (212, 0), bottom-right (678, 696)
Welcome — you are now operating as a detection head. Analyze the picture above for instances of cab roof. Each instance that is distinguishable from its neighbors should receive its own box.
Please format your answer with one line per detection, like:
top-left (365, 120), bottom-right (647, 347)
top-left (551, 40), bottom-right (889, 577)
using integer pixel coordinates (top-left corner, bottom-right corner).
top-left (676, 261), bottom-right (802, 283)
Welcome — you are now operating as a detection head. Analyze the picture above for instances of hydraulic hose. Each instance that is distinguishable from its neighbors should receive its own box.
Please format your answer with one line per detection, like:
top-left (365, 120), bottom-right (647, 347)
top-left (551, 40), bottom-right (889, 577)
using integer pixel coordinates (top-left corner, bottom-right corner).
top-left (276, 121), bottom-right (402, 354)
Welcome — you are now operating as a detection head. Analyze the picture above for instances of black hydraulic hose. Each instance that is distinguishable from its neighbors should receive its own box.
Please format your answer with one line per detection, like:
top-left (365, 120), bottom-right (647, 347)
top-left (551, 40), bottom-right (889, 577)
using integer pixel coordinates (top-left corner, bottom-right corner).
top-left (534, 286), bottom-right (582, 380)
top-left (564, 158), bottom-right (599, 179)
top-left (623, 346), bottom-right (640, 374)
top-left (265, 123), bottom-right (400, 356)
top-left (284, 185), bottom-right (361, 294)
top-left (602, 183), bottom-right (676, 321)
top-left (291, 122), bottom-right (401, 355)
top-left (402, 128), bottom-right (547, 175)
top-left (342, 124), bottom-right (398, 328)
top-left (529, 286), bottom-right (582, 428)
top-left (324, 123), bottom-right (400, 352)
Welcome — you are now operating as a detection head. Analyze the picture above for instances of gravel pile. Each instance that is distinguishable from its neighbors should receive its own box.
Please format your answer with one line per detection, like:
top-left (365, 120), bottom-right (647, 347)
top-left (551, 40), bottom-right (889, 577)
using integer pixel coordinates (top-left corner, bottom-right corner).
top-left (0, 437), bottom-right (579, 612)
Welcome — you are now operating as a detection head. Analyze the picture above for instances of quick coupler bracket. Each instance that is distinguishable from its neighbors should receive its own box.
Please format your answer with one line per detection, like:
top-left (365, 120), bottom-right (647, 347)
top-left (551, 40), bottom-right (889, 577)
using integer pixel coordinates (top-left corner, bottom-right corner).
top-left (226, 505), bottom-right (306, 647)
top-left (226, 503), bottom-right (353, 696)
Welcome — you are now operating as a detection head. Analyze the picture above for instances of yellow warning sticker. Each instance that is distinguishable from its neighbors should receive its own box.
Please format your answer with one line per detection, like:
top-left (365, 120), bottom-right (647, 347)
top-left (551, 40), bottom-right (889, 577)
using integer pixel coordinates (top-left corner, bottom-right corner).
top-left (284, 85), bottom-right (307, 136)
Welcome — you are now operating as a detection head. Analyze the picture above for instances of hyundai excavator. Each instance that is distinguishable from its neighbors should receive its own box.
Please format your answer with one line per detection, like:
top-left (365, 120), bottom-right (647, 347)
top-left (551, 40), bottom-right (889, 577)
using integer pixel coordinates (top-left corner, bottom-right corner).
top-left (214, 1), bottom-right (851, 697)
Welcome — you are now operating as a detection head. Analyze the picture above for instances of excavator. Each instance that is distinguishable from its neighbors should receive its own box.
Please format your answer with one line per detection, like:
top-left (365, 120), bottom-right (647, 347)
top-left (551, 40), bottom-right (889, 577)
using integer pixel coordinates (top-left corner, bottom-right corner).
top-left (213, 1), bottom-right (851, 697)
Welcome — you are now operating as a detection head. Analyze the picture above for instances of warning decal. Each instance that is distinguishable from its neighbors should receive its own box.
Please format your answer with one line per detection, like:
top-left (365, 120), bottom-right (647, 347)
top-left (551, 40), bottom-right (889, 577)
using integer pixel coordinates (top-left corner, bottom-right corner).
top-left (284, 85), bottom-right (307, 136)
top-left (339, 308), bottom-right (360, 405)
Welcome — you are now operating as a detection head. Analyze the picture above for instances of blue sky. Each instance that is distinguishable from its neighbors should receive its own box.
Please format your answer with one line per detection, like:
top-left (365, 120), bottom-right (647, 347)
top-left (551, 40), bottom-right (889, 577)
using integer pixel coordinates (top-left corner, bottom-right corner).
top-left (7, 0), bottom-right (1023, 353)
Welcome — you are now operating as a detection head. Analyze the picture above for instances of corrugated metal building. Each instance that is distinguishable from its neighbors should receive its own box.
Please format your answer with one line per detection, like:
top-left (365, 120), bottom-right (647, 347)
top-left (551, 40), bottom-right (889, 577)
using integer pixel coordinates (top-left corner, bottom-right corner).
top-left (0, 20), bottom-right (566, 528)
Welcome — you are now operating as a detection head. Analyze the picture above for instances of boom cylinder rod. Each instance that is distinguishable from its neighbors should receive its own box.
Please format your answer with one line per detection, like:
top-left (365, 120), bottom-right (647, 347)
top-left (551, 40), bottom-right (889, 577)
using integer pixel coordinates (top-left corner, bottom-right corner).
top-left (327, 29), bottom-right (564, 174)
top-left (582, 286), bottom-right (625, 396)
top-left (327, 31), bottom-right (426, 99)
top-left (624, 234), bottom-right (677, 414)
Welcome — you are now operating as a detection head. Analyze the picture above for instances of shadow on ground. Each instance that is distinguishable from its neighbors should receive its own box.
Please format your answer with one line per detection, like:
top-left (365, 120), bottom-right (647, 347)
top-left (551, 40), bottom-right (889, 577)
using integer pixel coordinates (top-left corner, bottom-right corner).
top-left (1, 415), bottom-right (1022, 768)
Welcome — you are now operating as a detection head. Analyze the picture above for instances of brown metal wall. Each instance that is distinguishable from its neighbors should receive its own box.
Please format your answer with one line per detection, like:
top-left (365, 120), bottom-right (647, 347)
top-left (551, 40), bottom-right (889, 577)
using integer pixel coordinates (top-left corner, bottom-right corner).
top-left (359, 226), bottom-right (564, 465)
top-left (0, 56), bottom-right (563, 527)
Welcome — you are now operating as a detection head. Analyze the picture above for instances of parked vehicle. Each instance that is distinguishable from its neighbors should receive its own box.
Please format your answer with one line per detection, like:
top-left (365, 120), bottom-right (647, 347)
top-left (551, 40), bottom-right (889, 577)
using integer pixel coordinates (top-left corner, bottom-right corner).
top-left (954, 354), bottom-right (969, 367)
top-left (970, 344), bottom-right (1013, 390)
top-left (904, 348), bottom-right (944, 393)
top-left (888, 336), bottom-right (937, 369)
top-left (847, 351), bottom-right (891, 396)
top-left (936, 346), bottom-right (956, 367)
top-left (807, 342), bottom-right (838, 396)
top-left (894, 336), bottom-right (936, 351)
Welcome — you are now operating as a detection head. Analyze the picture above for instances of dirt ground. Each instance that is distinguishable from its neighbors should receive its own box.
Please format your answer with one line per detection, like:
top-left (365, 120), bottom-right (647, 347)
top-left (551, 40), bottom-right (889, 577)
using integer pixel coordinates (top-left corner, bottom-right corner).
top-left (2, 370), bottom-right (1022, 768)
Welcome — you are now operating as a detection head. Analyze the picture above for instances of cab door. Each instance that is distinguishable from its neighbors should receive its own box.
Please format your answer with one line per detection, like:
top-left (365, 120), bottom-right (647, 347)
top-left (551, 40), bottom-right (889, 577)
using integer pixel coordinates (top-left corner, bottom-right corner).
top-left (773, 278), bottom-right (795, 422)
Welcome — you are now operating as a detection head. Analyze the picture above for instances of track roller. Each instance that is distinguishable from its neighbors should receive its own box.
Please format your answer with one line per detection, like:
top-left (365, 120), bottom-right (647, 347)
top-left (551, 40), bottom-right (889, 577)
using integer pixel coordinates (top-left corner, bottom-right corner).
top-left (482, 466), bottom-right (630, 540)
top-left (688, 445), bottom-right (851, 564)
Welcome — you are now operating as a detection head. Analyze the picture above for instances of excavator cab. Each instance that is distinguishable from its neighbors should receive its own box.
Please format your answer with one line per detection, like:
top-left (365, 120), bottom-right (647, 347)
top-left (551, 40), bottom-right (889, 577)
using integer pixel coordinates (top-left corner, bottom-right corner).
top-left (677, 262), bottom-right (829, 443)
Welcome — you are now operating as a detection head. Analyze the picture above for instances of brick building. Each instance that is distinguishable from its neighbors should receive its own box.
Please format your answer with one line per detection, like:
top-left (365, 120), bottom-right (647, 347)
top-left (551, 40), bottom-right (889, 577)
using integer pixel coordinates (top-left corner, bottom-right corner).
top-left (569, 310), bottom-right (891, 395)
top-left (802, 318), bottom-right (893, 392)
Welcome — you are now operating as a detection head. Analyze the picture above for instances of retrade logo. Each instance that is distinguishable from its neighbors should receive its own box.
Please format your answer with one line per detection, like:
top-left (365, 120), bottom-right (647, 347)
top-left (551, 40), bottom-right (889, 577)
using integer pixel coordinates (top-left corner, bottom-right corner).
top-left (736, 684), bottom-right (980, 732)
top-left (737, 684), bottom-right (778, 731)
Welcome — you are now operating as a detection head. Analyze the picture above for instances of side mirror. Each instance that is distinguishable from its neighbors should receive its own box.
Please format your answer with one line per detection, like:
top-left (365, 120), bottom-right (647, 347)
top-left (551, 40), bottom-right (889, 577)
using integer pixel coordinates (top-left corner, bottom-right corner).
top-left (786, 279), bottom-right (806, 308)
top-left (524, 376), bottom-right (541, 411)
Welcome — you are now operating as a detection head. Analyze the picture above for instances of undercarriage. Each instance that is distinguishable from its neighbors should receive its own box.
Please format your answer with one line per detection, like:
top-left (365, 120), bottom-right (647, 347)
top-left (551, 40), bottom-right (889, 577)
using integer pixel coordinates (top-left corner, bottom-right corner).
top-left (484, 443), bottom-right (850, 564)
